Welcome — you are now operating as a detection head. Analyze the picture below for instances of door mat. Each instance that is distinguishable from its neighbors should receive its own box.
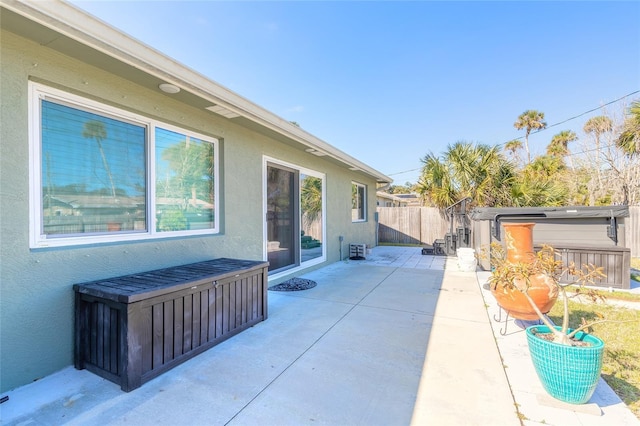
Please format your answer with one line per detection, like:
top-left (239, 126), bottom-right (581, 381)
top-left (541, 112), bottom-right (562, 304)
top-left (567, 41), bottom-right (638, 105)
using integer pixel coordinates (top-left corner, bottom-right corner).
top-left (269, 278), bottom-right (317, 291)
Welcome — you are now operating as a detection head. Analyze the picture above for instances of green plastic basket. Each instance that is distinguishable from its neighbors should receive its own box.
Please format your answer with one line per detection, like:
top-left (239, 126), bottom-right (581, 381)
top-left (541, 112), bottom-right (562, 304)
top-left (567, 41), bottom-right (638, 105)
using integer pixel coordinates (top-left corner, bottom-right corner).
top-left (526, 325), bottom-right (604, 404)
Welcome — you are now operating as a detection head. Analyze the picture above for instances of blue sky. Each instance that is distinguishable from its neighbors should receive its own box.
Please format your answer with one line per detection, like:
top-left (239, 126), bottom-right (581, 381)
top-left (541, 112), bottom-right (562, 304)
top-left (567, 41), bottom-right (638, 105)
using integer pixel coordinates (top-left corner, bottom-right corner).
top-left (72, 1), bottom-right (640, 185)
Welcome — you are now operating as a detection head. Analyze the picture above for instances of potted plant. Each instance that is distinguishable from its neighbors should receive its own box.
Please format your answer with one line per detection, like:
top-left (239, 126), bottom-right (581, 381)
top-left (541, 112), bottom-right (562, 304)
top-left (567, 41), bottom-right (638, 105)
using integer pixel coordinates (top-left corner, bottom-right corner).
top-left (487, 222), bottom-right (608, 404)
top-left (488, 223), bottom-right (559, 321)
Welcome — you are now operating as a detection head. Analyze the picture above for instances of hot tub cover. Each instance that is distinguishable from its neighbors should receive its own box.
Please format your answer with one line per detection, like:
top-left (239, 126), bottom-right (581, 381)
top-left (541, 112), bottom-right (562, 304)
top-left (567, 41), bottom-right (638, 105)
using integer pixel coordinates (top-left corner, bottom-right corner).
top-left (468, 205), bottom-right (629, 221)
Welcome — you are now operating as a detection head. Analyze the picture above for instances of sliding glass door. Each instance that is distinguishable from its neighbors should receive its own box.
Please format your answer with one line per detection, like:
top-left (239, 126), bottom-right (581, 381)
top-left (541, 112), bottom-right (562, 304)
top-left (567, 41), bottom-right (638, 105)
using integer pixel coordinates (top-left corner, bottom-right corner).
top-left (265, 161), bottom-right (325, 273)
top-left (266, 164), bottom-right (298, 271)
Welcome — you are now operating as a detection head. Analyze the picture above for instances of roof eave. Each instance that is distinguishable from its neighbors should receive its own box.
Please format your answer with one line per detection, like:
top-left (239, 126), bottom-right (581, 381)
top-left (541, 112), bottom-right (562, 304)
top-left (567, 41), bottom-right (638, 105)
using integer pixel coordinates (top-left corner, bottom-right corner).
top-left (1, 0), bottom-right (392, 184)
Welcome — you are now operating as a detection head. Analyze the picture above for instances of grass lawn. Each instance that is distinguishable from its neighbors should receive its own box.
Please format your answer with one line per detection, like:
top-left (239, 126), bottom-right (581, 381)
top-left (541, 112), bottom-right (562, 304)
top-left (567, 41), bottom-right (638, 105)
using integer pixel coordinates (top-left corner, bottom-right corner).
top-left (548, 299), bottom-right (640, 419)
top-left (567, 286), bottom-right (640, 303)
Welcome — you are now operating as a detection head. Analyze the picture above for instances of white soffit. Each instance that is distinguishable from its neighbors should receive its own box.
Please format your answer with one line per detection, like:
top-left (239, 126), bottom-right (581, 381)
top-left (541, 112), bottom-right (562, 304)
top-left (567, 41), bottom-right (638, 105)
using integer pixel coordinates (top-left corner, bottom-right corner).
top-left (205, 105), bottom-right (241, 119)
top-left (305, 148), bottom-right (327, 157)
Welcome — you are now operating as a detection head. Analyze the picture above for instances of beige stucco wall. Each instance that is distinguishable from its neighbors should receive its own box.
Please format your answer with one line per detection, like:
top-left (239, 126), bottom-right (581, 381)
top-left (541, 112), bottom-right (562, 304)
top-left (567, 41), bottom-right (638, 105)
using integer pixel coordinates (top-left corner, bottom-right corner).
top-left (0, 28), bottom-right (379, 392)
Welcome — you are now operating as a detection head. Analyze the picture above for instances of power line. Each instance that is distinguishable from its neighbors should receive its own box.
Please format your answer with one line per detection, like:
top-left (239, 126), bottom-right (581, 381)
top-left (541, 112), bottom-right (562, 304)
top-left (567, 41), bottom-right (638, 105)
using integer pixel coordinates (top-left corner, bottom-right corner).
top-left (566, 140), bottom-right (632, 158)
top-left (544, 90), bottom-right (639, 131)
top-left (498, 89), bottom-right (640, 148)
top-left (386, 90), bottom-right (639, 178)
top-left (387, 167), bottom-right (422, 176)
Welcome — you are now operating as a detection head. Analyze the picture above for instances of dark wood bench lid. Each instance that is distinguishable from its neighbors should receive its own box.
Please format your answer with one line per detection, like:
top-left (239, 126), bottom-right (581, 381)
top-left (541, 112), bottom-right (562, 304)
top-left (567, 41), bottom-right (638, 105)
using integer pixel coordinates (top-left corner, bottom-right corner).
top-left (73, 258), bottom-right (268, 303)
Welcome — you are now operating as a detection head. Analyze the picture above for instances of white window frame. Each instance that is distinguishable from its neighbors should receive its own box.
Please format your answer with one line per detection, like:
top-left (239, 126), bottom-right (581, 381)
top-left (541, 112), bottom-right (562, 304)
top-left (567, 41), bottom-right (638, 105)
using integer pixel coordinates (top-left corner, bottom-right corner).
top-left (351, 181), bottom-right (367, 222)
top-left (28, 82), bottom-right (220, 248)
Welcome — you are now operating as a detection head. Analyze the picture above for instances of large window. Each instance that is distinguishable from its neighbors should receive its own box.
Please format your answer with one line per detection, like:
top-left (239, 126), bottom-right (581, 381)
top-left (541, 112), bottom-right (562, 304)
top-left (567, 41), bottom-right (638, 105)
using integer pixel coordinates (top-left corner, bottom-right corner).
top-left (29, 82), bottom-right (219, 248)
top-left (352, 182), bottom-right (367, 222)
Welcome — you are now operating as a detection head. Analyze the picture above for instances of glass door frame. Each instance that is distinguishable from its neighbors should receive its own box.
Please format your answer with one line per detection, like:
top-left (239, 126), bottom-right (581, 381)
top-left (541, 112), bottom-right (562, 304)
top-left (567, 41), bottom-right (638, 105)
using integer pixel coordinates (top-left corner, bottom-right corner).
top-left (263, 156), bottom-right (326, 278)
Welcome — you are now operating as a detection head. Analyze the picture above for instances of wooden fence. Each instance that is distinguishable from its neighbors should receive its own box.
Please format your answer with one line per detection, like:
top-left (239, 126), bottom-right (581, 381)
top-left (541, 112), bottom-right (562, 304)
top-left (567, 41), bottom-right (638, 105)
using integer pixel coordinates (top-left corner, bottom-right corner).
top-left (377, 205), bottom-right (640, 258)
top-left (376, 207), bottom-right (451, 246)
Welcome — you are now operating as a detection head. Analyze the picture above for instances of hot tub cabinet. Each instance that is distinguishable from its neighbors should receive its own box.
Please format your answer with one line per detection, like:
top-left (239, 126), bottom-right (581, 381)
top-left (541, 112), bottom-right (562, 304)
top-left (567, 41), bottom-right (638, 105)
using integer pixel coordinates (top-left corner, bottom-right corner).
top-left (74, 258), bottom-right (268, 391)
top-left (548, 245), bottom-right (631, 289)
top-left (469, 206), bottom-right (631, 289)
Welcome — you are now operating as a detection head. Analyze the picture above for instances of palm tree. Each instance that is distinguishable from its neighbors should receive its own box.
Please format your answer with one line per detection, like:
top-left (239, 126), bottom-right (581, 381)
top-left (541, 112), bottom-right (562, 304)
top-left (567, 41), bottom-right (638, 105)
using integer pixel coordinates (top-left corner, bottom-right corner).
top-left (417, 141), bottom-right (513, 208)
top-left (546, 130), bottom-right (577, 168)
top-left (418, 141), bottom-right (571, 208)
top-left (504, 139), bottom-right (523, 163)
top-left (528, 154), bottom-right (566, 177)
top-left (510, 164), bottom-right (568, 207)
top-left (543, 130), bottom-right (577, 202)
top-left (82, 120), bottom-right (116, 197)
top-left (514, 110), bottom-right (547, 165)
top-left (583, 115), bottom-right (612, 158)
top-left (477, 155), bottom-right (517, 207)
top-left (301, 175), bottom-right (322, 229)
top-left (616, 100), bottom-right (640, 157)
top-left (417, 152), bottom-right (456, 208)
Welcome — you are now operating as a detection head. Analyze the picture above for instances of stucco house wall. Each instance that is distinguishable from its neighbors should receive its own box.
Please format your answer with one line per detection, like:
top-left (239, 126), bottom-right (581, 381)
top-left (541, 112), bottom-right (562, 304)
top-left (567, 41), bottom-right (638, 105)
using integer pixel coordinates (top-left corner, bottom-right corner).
top-left (0, 1), bottom-right (388, 393)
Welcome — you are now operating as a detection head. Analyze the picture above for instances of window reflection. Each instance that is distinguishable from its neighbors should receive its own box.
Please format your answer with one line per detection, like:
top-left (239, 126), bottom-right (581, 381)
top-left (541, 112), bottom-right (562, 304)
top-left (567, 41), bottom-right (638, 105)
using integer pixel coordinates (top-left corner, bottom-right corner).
top-left (41, 100), bottom-right (146, 235)
top-left (301, 174), bottom-right (323, 262)
top-left (155, 128), bottom-right (215, 232)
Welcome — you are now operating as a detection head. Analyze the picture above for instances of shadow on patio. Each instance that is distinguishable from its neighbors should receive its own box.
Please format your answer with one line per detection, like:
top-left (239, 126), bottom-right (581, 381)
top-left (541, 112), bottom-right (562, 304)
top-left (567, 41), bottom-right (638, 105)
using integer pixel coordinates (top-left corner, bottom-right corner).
top-left (2, 247), bottom-right (462, 425)
top-left (11, 246), bottom-right (635, 425)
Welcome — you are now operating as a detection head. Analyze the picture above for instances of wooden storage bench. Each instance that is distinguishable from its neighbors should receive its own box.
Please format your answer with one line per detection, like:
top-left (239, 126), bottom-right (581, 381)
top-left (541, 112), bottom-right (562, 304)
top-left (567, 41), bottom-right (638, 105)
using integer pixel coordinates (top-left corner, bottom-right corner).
top-left (74, 258), bottom-right (268, 391)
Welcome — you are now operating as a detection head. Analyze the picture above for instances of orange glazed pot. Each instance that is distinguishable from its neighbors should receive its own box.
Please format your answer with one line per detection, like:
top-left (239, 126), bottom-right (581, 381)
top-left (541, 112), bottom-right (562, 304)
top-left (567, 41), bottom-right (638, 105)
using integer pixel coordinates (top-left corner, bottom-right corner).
top-left (491, 223), bottom-right (558, 321)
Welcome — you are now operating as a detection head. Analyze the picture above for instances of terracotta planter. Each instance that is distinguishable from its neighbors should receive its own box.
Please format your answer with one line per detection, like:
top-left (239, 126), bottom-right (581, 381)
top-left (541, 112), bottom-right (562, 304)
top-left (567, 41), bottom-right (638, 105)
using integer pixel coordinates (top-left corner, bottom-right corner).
top-left (491, 223), bottom-right (558, 320)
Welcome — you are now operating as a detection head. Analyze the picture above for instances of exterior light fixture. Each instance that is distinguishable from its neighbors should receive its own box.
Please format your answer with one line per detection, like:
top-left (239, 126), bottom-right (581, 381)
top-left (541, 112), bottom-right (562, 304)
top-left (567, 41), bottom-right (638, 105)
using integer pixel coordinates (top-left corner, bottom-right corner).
top-left (158, 83), bottom-right (180, 94)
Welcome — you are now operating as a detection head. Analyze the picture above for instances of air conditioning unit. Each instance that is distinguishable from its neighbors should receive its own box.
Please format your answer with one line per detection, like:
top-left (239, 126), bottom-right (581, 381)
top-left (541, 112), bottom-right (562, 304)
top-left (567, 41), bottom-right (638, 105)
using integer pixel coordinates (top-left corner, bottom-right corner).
top-left (349, 243), bottom-right (366, 260)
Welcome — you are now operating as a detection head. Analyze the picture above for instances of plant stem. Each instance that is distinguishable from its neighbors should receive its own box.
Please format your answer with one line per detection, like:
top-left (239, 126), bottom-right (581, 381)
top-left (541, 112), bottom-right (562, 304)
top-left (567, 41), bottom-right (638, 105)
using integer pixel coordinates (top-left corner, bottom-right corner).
top-left (520, 288), bottom-right (570, 344)
top-left (560, 286), bottom-right (570, 334)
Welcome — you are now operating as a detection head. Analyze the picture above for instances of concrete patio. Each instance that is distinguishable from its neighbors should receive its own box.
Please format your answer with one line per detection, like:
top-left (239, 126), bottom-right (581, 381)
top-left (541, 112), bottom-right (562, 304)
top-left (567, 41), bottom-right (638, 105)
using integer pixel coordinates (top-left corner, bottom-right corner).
top-left (1, 246), bottom-right (638, 425)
